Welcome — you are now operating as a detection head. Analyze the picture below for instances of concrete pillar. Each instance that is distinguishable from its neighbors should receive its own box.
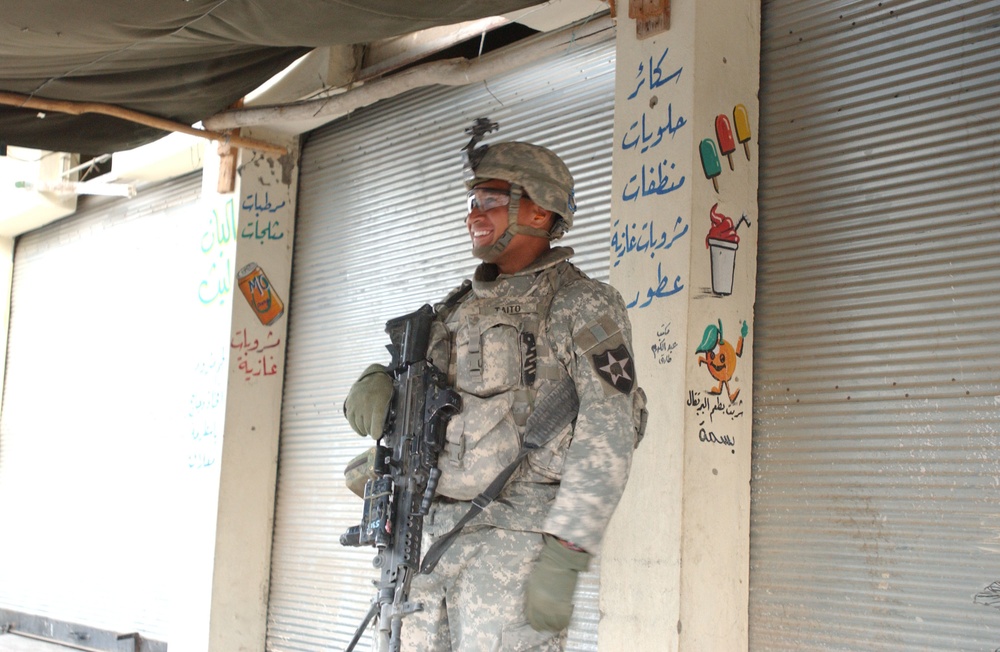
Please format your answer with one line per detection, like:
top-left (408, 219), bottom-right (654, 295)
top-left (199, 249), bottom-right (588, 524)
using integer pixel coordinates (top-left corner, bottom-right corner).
top-left (204, 131), bottom-right (300, 652)
top-left (602, 1), bottom-right (760, 649)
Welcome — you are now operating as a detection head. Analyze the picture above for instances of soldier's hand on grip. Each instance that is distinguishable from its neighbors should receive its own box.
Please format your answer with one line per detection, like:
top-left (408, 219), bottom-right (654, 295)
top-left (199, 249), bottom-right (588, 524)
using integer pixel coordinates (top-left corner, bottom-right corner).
top-left (525, 535), bottom-right (591, 632)
top-left (343, 364), bottom-right (393, 438)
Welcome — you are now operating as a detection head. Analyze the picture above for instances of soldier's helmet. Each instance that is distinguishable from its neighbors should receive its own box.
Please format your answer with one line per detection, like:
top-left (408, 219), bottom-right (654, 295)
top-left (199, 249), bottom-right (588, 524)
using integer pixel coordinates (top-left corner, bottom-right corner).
top-left (466, 142), bottom-right (577, 233)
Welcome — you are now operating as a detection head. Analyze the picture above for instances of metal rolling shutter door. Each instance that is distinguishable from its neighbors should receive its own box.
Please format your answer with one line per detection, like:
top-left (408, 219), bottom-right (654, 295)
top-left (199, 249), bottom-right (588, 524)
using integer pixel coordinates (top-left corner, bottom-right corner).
top-left (267, 33), bottom-right (617, 651)
top-left (0, 173), bottom-right (209, 644)
top-left (750, 1), bottom-right (1000, 649)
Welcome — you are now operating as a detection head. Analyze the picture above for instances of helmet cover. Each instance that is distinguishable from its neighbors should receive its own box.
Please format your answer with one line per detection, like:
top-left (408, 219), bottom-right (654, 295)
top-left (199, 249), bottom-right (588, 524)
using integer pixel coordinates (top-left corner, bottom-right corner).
top-left (466, 141), bottom-right (576, 233)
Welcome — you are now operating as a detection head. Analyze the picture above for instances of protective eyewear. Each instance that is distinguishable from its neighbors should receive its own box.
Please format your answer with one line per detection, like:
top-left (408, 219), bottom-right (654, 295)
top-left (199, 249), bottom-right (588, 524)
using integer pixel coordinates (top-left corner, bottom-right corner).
top-left (467, 187), bottom-right (511, 214)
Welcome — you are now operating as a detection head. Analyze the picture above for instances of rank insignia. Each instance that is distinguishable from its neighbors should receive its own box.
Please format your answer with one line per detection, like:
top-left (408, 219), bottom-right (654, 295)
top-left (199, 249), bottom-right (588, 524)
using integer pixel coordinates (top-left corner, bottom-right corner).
top-left (593, 344), bottom-right (635, 394)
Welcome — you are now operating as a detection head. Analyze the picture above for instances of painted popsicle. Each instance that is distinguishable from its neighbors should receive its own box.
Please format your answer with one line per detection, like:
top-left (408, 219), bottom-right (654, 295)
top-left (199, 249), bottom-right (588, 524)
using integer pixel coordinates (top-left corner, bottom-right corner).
top-left (715, 114), bottom-right (736, 170)
top-left (733, 104), bottom-right (752, 160)
top-left (699, 138), bottom-right (721, 193)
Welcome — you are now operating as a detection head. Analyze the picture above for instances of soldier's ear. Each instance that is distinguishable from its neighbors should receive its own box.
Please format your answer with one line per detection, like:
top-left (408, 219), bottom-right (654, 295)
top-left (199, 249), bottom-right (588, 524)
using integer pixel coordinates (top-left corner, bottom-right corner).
top-left (530, 206), bottom-right (554, 229)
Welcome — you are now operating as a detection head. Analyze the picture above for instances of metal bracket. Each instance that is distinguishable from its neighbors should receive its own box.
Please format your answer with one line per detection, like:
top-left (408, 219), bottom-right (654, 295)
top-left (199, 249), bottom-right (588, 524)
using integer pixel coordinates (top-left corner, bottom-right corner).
top-left (460, 117), bottom-right (499, 181)
top-left (629, 0), bottom-right (670, 39)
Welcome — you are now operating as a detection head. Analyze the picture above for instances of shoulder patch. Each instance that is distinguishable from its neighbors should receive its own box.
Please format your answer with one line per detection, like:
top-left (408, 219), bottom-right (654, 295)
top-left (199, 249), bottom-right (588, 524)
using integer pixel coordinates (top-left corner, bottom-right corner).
top-left (573, 314), bottom-right (623, 352)
top-left (592, 343), bottom-right (635, 395)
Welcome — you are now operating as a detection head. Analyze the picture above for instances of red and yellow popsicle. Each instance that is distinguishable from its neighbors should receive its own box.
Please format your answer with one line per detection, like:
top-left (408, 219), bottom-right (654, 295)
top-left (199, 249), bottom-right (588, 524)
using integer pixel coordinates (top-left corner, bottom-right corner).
top-left (733, 104), bottom-right (752, 160)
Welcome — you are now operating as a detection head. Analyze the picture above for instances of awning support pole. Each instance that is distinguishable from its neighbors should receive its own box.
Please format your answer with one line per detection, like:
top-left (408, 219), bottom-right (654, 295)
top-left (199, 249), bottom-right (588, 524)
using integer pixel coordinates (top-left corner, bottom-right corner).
top-left (0, 91), bottom-right (287, 156)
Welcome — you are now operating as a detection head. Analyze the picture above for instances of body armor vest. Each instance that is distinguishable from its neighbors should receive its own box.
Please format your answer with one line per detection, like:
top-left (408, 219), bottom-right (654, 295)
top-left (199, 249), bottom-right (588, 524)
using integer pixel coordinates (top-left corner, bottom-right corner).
top-left (429, 261), bottom-right (585, 500)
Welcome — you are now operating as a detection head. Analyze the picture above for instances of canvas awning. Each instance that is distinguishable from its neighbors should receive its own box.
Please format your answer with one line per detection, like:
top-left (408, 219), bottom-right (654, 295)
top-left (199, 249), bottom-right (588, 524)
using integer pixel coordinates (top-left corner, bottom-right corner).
top-left (0, 0), bottom-right (544, 154)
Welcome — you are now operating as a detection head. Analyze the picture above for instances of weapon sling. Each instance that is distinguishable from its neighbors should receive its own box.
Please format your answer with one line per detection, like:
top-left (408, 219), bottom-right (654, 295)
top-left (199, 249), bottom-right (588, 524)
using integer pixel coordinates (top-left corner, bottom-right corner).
top-left (418, 375), bottom-right (579, 575)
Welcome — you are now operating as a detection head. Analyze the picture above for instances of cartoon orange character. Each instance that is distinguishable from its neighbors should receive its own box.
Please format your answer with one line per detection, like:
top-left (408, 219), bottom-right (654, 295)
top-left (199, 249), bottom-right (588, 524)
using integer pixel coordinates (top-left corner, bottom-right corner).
top-left (696, 319), bottom-right (748, 402)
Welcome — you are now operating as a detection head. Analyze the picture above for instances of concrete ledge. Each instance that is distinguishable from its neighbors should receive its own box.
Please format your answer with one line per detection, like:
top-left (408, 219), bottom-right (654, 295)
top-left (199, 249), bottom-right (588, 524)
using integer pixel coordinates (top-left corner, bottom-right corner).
top-left (0, 610), bottom-right (166, 652)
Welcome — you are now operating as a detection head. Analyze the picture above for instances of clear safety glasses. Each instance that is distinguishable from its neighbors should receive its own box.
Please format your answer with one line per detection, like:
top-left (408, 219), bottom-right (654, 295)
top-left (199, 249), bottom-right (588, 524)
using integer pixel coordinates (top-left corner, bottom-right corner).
top-left (466, 187), bottom-right (511, 214)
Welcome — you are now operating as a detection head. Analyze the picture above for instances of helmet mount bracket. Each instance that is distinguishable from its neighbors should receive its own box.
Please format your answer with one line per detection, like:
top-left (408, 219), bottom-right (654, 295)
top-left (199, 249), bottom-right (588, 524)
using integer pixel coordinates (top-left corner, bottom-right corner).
top-left (461, 117), bottom-right (499, 182)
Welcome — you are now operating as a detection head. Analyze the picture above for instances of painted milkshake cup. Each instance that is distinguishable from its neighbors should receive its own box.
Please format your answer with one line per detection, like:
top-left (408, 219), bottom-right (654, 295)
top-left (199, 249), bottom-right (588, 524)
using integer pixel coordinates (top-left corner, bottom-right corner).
top-left (708, 238), bottom-right (738, 295)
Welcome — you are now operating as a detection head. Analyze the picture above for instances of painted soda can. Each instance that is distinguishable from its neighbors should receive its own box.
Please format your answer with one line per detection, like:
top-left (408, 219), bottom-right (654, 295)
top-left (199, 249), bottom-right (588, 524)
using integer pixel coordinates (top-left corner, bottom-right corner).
top-left (237, 262), bottom-right (284, 325)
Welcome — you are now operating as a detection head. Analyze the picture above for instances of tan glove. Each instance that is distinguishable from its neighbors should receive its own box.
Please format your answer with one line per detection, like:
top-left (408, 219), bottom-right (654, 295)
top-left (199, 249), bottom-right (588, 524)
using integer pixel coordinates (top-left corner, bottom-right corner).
top-left (343, 446), bottom-right (378, 497)
top-left (343, 364), bottom-right (393, 438)
top-left (525, 535), bottom-right (591, 632)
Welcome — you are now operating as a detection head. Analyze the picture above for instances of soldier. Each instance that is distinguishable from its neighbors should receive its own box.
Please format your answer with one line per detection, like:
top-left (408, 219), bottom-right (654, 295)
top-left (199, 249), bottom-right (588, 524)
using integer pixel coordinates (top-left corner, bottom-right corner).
top-left (344, 125), bottom-right (645, 651)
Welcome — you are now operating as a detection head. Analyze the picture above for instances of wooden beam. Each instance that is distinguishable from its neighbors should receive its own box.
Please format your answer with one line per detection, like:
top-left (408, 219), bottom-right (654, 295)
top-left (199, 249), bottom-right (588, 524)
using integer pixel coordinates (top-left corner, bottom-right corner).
top-left (0, 91), bottom-right (287, 156)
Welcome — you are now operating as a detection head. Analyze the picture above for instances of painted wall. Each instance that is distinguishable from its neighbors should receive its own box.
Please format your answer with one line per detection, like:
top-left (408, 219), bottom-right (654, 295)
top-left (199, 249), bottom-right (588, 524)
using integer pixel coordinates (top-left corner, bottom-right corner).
top-left (603, 0), bottom-right (760, 649)
top-left (207, 131), bottom-right (299, 652)
top-left (167, 148), bottom-right (238, 652)
top-left (163, 133), bottom-right (298, 652)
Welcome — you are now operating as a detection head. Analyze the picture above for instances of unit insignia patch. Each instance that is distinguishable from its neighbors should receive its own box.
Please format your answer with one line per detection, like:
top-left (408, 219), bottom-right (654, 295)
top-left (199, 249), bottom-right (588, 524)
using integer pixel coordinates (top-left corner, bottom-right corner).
top-left (592, 344), bottom-right (635, 394)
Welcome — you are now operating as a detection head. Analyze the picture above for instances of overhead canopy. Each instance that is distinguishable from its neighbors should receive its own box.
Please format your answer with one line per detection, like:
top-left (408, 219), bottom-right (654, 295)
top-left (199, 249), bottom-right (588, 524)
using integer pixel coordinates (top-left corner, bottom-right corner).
top-left (0, 0), bottom-right (543, 154)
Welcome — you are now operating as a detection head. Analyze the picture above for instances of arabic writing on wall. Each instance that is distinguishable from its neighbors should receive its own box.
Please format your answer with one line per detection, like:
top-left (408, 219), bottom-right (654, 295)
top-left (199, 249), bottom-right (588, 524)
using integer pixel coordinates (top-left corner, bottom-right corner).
top-left (612, 216), bottom-right (689, 268)
top-left (617, 45), bottom-right (690, 310)
top-left (651, 322), bottom-right (678, 365)
top-left (231, 187), bottom-right (289, 381)
top-left (188, 392), bottom-right (220, 469)
top-left (621, 47), bottom-right (687, 204)
top-left (188, 351), bottom-right (227, 469)
top-left (687, 389), bottom-right (743, 451)
top-left (687, 389), bottom-right (745, 423)
top-left (199, 198), bottom-right (237, 305)
top-left (241, 192), bottom-right (287, 243)
top-left (627, 262), bottom-right (685, 309)
top-left (232, 327), bottom-right (282, 382)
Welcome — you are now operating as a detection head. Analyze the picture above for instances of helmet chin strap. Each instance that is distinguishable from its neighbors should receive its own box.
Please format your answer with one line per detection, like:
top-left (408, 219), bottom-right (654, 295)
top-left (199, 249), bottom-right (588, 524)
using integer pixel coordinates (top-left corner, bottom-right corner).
top-left (472, 185), bottom-right (555, 263)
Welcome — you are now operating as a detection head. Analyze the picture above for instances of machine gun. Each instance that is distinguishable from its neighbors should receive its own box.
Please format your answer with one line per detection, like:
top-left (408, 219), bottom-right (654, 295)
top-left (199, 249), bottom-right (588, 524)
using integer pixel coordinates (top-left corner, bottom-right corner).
top-left (341, 304), bottom-right (461, 652)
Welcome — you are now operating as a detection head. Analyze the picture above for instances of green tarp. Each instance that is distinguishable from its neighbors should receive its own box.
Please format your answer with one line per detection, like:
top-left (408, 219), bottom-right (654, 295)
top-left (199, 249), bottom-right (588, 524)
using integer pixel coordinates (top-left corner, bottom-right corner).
top-left (0, 0), bottom-right (542, 154)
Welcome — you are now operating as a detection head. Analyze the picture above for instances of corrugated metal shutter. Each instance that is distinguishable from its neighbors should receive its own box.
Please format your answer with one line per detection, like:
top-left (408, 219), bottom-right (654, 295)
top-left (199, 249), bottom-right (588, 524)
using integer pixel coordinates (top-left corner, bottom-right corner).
top-left (750, 0), bottom-right (1000, 649)
top-left (267, 33), bottom-right (617, 651)
top-left (0, 173), bottom-right (214, 643)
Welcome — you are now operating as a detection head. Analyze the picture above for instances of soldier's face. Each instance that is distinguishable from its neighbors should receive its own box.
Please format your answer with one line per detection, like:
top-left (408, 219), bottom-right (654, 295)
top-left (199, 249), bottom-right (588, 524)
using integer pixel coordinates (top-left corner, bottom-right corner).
top-left (466, 179), bottom-right (554, 272)
top-left (466, 180), bottom-right (544, 247)
top-left (466, 180), bottom-right (515, 250)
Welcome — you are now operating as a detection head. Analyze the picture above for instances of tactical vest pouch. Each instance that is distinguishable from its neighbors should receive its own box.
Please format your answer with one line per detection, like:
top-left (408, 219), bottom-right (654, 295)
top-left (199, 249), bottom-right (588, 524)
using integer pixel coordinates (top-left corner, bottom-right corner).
top-left (436, 391), bottom-right (522, 501)
top-left (419, 375), bottom-right (580, 576)
top-left (456, 311), bottom-right (530, 395)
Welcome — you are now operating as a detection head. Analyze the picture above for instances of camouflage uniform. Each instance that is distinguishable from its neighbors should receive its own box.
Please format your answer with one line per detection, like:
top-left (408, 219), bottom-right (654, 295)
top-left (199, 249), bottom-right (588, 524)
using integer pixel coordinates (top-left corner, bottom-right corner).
top-left (404, 529), bottom-right (561, 652)
top-left (403, 245), bottom-right (641, 651)
top-left (343, 135), bottom-right (643, 650)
